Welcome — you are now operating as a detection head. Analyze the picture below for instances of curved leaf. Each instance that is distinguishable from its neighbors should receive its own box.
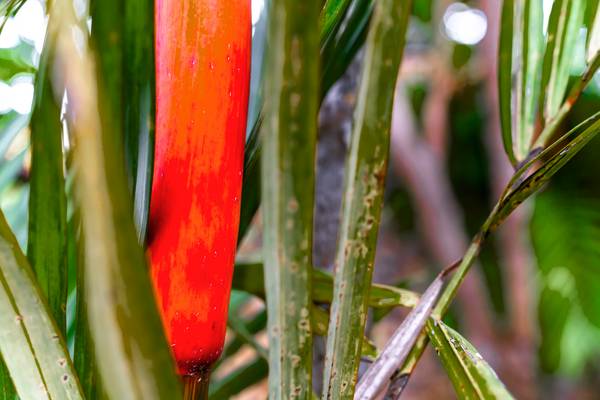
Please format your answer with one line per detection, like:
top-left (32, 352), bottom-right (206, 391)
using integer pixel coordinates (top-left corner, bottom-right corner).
top-left (0, 209), bottom-right (82, 400)
top-left (498, 0), bottom-right (516, 164)
top-left (427, 319), bottom-right (514, 399)
top-left (490, 111), bottom-right (600, 229)
top-left (498, 0), bottom-right (543, 163)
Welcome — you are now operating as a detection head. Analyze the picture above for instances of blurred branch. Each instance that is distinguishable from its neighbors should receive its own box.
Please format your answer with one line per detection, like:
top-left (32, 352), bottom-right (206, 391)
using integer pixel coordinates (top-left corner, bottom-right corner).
top-left (390, 75), bottom-right (495, 343)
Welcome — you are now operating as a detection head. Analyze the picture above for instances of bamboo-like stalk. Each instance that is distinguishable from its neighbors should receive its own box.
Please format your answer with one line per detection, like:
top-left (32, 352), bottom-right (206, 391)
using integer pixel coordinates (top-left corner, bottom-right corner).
top-left (262, 0), bottom-right (320, 397)
top-left (321, 0), bottom-right (411, 398)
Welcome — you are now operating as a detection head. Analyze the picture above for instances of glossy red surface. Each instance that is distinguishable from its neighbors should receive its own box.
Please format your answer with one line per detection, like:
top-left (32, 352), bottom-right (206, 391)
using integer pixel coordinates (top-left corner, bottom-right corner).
top-left (149, 0), bottom-right (251, 375)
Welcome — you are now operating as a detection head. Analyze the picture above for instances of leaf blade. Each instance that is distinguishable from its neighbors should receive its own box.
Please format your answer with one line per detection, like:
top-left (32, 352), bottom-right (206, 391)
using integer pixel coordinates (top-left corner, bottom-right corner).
top-left (540, 0), bottom-right (585, 123)
top-left (498, 0), bottom-right (516, 164)
top-left (262, 0), bottom-right (320, 395)
top-left (322, 0), bottom-right (412, 397)
top-left (515, 0), bottom-right (543, 160)
top-left (427, 320), bottom-right (515, 399)
top-left (0, 209), bottom-right (82, 400)
top-left (27, 19), bottom-right (68, 335)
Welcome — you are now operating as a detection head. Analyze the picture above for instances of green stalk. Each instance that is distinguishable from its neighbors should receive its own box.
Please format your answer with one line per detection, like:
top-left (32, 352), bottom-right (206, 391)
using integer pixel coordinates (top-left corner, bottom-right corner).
top-left (262, 0), bottom-right (320, 397)
top-left (27, 9), bottom-right (68, 335)
top-left (321, 0), bottom-right (411, 398)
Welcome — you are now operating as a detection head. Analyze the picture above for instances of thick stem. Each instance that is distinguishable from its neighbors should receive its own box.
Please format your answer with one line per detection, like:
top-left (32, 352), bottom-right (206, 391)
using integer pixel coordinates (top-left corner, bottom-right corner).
top-left (182, 369), bottom-right (211, 400)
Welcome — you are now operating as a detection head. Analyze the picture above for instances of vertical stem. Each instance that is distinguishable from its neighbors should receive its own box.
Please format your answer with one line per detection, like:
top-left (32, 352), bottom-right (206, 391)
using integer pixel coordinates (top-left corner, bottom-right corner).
top-left (182, 370), bottom-right (211, 400)
top-left (262, 0), bottom-right (319, 397)
top-left (321, 1), bottom-right (411, 398)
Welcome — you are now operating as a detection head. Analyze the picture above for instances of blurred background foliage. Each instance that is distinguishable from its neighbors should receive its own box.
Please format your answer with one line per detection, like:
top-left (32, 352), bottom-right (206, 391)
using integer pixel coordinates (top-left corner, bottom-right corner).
top-left (2, 0), bottom-right (600, 398)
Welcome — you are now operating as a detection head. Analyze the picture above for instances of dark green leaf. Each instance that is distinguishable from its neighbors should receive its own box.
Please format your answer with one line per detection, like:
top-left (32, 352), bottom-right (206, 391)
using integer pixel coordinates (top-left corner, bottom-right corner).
top-left (537, 284), bottom-right (572, 372)
top-left (28, 21), bottom-right (68, 334)
top-left (238, 118), bottom-right (261, 244)
top-left (498, 0), bottom-right (516, 164)
top-left (320, 0), bottom-right (374, 97)
top-left (123, 0), bottom-right (155, 243)
top-left (321, 0), bottom-right (352, 46)
top-left (72, 211), bottom-right (103, 400)
top-left (0, 358), bottom-right (15, 400)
